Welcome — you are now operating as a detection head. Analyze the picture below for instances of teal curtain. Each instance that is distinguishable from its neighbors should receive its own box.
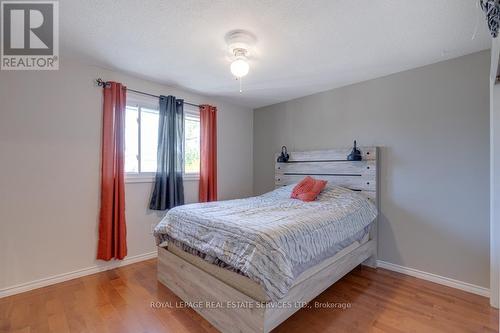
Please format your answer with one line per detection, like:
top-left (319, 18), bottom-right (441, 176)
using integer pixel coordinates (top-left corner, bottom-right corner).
top-left (149, 95), bottom-right (185, 210)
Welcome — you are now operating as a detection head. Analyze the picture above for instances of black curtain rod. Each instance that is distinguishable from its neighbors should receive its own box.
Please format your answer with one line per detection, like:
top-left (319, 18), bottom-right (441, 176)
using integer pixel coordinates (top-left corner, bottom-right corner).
top-left (95, 78), bottom-right (200, 108)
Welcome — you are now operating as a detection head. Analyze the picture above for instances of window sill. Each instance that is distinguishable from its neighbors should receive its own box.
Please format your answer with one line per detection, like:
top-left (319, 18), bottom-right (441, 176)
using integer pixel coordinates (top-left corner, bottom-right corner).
top-left (125, 175), bottom-right (155, 184)
top-left (184, 174), bottom-right (200, 182)
top-left (125, 174), bottom-right (200, 184)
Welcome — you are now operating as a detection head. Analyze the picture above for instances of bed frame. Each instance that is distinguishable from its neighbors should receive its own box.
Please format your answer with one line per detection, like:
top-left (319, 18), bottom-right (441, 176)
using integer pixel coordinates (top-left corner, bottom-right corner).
top-left (157, 147), bottom-right (379, 333)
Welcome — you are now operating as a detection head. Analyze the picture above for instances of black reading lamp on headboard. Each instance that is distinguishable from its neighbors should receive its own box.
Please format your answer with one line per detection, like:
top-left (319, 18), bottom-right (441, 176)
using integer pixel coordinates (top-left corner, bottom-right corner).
top-left (347, 140), bottom-right (362, 161)
top-left (277, 146), bottom-right (290, 163)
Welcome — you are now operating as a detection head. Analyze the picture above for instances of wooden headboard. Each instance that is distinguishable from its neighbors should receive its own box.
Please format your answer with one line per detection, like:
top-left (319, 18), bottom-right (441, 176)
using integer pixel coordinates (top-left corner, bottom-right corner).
top-left (275, 146), bottom-right (378, 204)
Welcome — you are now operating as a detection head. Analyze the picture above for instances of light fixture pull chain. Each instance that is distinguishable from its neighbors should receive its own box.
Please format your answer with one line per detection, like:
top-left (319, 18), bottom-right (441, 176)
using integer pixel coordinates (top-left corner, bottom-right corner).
top-left (239, 77), bottom-right (243, 93)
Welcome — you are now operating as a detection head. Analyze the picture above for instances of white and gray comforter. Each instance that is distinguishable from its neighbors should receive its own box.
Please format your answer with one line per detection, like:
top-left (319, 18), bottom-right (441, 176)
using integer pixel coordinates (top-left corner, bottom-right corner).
top-left (154, 185), bottom-right (377, 300)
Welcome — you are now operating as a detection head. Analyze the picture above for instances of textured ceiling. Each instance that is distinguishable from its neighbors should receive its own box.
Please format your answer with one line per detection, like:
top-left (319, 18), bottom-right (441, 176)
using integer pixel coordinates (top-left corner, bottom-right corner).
top-left (60, 0), bottom-right (491, 108)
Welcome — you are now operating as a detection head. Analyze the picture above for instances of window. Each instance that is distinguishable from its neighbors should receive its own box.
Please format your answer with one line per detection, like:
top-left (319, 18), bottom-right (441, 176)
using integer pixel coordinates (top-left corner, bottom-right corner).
top-left (124, 96), bottom-right (200, 182)
top-left (184, 110), bottom-right (201, 174)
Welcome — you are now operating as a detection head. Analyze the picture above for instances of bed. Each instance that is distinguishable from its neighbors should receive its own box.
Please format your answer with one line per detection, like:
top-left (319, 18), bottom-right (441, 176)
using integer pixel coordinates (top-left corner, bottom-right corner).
top-left (155, 147), bottom-right (379, 333)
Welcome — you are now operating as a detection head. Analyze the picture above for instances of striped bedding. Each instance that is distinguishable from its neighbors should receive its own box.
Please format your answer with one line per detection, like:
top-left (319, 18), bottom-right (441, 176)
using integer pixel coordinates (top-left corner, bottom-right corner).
top-left (154, 185), bottom-right (377, 301)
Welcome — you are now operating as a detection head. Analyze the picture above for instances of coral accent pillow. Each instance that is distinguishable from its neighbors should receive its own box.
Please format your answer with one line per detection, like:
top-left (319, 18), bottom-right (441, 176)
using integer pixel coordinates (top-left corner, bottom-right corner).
top-left (291, 176), bottom-right (328, 202)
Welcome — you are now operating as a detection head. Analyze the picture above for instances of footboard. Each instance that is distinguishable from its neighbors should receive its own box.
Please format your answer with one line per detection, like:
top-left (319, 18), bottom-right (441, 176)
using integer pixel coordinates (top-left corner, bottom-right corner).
top-left (157, 239), bottom-right (376, 333)
top-left (158, 247), bottom-right (265, 332)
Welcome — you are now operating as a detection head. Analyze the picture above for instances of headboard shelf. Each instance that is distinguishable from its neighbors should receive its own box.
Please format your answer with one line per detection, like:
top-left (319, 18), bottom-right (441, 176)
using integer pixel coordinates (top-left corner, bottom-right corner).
top-left (278, 147), bottom-right (376, 162)
top-left (282, 173), bottom-right (363, 176)
top-left (278, 159), bottom-right (366, 163)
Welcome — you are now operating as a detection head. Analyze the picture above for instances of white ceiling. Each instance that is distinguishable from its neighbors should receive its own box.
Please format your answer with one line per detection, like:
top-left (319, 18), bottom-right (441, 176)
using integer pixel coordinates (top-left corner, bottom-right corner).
top-left (61, 0), bottom-right (491, 108)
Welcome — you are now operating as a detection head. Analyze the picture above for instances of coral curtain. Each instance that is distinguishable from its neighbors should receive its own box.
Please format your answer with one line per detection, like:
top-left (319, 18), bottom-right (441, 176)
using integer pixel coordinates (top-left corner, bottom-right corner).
top-left (97, 82), bottom-right (127, 260)
top-left (199, 104), bottom-right (218, 202)
top-left (149, 96), bottom-right (185, 210)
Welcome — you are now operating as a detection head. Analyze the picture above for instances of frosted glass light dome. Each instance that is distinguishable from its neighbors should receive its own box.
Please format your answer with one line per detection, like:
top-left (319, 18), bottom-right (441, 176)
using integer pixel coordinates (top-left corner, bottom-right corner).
top-left (230, 58), bottom-right (249, 78)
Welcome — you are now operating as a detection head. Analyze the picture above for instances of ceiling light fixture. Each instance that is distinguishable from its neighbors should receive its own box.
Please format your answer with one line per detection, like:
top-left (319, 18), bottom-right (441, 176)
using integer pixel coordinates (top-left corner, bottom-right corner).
top-left (225, 30), bottom-right (256, 93)
top-left (230, 48), bottom-right (249, 78)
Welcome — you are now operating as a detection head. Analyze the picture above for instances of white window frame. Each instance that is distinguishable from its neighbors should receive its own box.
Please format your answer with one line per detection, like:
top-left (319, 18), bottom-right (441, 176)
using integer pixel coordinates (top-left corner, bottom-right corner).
top-left (124, 93), bottom-right (200, 183)
top-left (183, 105), bottom-right (201, 181)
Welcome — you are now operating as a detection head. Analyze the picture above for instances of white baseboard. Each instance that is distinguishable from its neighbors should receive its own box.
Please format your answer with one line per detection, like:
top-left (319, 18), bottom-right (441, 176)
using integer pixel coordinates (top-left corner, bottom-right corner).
top-left (0, 253), bottom-right (490, 300)
top-left (0, 251), bottom-right (157, 299)
top-left (377, 260), bottom-right (490, 298)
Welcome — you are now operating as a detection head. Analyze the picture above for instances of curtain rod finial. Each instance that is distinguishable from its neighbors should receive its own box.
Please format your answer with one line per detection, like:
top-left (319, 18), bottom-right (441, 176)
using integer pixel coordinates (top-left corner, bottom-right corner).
top-left (96, 78), bottom-right (106, 87)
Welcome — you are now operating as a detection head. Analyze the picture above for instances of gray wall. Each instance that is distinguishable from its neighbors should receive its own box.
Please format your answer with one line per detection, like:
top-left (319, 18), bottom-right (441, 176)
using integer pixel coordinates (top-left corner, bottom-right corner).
top-left (253, 51), bottom-right (490, 287)
top-left (0, 58), bottom-right (253, 290)
top-left (490, 39), bottom-right (500, 306)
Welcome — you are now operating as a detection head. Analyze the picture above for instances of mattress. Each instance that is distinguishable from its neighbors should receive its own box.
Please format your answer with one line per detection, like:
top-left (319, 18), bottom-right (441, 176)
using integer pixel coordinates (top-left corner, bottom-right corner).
top-left (165, 232), bottom-right (370, 302)
top-left (154, 185), bottom-right (377, 300)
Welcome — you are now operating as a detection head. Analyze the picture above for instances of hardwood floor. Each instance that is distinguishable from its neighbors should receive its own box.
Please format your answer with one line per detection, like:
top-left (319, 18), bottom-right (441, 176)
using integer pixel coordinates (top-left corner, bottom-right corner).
top-left (0, 259), bottom-right (497, 333)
